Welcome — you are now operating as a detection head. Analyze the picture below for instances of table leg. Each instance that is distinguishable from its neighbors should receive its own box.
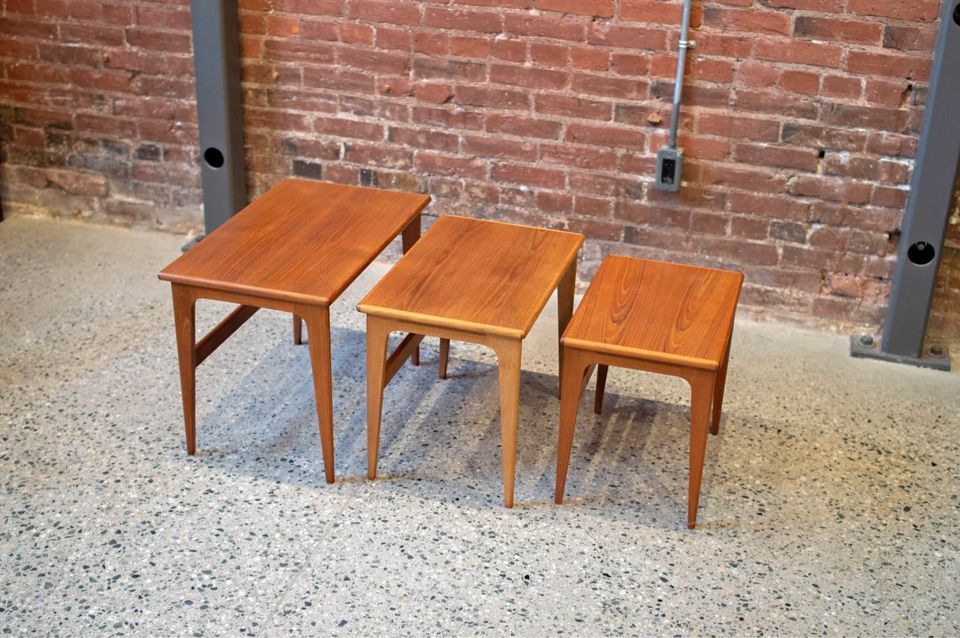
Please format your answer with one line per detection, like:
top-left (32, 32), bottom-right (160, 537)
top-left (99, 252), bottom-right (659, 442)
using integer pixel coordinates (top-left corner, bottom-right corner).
top-left (556, 259), bottom-right (576, 391)
top-left (711, 320), bottom-right (735, 436)
top-left (687, 369), bottom-right (716, 529)
top-left (171, 284), bottom-right (197, 455)
top-left (594, 364), bottom-right (608, 415)
top-left (401, 216), bottom-right (421, 367)
top-left (365, 316), bottom-right (391, 480)
top-left (298, 304), bottom-right (336, 484)
top-left (493, 337), bottom-right (522, 508)
top-left (438, 338), bottom-right (450, 379)
top-left (555, 347), bottom-right (590, 504)
top-left (293, 314), bottom-right (303, 345)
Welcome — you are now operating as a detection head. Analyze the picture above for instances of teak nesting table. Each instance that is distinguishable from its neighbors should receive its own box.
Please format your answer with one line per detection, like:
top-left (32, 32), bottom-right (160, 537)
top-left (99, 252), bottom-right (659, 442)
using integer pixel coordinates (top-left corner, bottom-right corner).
top-left (158, 178), bottom-right (430, 482)
top-left (358, 215), bottom-right (584, 508)
top-left (554, 255), bottom-right (743, 528)
top-left (159, 176), bottom-right (743, 526)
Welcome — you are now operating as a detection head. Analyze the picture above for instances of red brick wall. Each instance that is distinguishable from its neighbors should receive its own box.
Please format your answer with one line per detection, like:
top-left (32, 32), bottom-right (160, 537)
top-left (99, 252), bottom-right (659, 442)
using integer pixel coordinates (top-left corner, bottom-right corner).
top-left (0, 0), bottom-right (955, 335)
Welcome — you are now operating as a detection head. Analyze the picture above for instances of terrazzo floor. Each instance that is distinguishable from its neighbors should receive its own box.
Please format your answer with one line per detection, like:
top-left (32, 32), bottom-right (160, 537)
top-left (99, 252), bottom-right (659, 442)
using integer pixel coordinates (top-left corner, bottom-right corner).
top-left (1, 215), bottom-right (958, 636)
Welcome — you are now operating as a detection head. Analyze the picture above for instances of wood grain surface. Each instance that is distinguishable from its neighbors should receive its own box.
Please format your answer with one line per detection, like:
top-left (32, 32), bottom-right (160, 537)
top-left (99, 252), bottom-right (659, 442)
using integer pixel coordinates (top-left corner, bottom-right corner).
top-left (159, 178), bottom-right (430, 305)
top-left (562, 255), bottom-right (743, 369)
top-left (358, 215), bottom-right (583, 338)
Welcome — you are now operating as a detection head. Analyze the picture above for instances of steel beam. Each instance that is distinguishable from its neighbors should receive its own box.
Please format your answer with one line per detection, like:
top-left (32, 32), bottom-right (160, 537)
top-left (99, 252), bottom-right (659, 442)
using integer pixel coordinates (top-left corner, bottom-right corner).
top-left (190, 0), bottom-right (246, 236)
top-left (851, 0), bottom-right (960, 371)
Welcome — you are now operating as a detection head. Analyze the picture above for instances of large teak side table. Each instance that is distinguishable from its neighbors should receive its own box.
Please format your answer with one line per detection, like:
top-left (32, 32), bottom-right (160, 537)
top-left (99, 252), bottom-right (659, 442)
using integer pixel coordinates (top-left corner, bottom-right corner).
top-left (554, 255), bottom-right (743, 528)
top-left (358, 215), bottom-right (584, 507)
top-left (158, 178), bottom-right (430, 482)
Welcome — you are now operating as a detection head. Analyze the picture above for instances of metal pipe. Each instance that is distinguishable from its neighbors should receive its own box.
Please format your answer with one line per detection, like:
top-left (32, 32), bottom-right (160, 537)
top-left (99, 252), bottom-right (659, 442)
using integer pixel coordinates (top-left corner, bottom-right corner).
top-left (668, 0), bottom-right (694, 149)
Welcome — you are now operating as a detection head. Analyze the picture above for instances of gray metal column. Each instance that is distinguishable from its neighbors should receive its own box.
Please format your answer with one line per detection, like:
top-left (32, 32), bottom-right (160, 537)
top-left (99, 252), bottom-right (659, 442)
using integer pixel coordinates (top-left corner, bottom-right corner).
top-left (851, 0), bottom-right (960, 371)
top-left (190, 0), bottom-right (246, 236)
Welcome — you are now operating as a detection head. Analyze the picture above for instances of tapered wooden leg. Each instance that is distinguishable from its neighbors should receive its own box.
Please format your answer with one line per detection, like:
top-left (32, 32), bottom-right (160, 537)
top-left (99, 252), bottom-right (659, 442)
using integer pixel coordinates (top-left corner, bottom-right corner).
top-left (555, 348), bottom-right (590, 504)
top-left (365, 316), bottom-right (391, 480)
top-left (171, 285), bottom-right (197, 455)
top-left (493, 337), bottom-right (522, 508)
top-left (711, 321), bottom-right (735, 435)
top-left (438, 338), bottom-right (450, 379)
top-left (593, 364), bottom-right (608, 415)
top-left (711, 340), bottom-right (731, 435)
top-left (687, 370), bottom-right (716, 529)
top-left (299, 304), bottom-right (336, 484)
top-left (556, 259), bottom-right (576, 391)
top-left (293, 314), bottom-right (303, 345)
top-left (402, 216), bottom-right (421, 367)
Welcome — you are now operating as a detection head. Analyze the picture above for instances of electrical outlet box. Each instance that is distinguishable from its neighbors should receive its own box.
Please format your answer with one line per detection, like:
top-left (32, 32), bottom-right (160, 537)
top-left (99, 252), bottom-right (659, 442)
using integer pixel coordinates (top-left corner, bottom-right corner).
top-left (655, 147), bottom-right (684, 193)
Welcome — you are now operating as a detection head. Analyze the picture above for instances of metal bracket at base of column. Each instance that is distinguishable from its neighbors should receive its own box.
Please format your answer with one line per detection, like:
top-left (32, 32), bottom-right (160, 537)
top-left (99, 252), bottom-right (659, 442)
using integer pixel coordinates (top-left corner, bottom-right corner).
top-left (849, 334), bottom-right (951, 371)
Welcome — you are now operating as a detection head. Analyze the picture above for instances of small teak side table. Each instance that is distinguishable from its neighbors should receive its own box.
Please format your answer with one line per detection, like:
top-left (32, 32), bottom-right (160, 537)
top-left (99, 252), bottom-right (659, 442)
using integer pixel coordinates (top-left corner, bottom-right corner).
top-left (358, 215), bottom-right (584, 507)
top-left (158, 178), bottom-right (430, 482)
top-left (554, 255), bottom-right (743, 528)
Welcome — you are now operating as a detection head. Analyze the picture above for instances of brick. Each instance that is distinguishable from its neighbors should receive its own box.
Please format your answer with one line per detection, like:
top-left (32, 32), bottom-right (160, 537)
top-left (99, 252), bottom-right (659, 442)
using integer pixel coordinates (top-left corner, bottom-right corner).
top-left (847, 0), bottom-right (940, 22)
top-left (424, 8), bottom-right (503, 33)
top-left (734, 143), bottom-right (819, 172)
top-left (530, 43), bottom-right (568, 67)
top-left (338, 46), bottom-right (409, 75)
top-left (779, 70), bottom-right (820, 95)
top-left (534, 0), bottom-right (614, 18)
top-left (734, 90), bottom-right (818, 120)
top-left (348, 0), bottom-right (421, 26)
top-left (704, 8), bottom-right (791, 36)
top-left (125, 28), bottom-right (191, 53)
top-left (457, 86), bottom-right (529, 110)
top-left (388, 126), bottom-right (459, 153)
top-left (819, 103), bottom-right (907, 132)
top-left (463, 135), bottom-right (536, 161)
top-left (697, 114), bottom-right (780, 143)
top-left (782, 123), bottom-right (867, 152)
top-left (587, 24), bottom-right (666, 50)
top-left (491, 163), bottom-right (566, 189)
top-left (883, 25), bottom-right (937, 52)
top-left (491, 64), bottom-right (568, 90)
top-left (794, 17), bottom-right (882, 46)
top-left (788, 175), bottom-right (872, 205)
top-left (415, 84), bottom-right (454, 104)
top-left (315, 117), bottom-right (384, 141)
top-left (620, 0), bottom-right (683, 24)
top-left (822, 75), bottom-right (862, 100)
top-left (415, 152), bottom-right (486, 179)
top-left (485, 114), bottom-right (562, 140)
top-left (541, 143), bottom-right (617, 171)
top-left (412, 106), bottom-right (484, 131)
top-left (846, 51), bottom-right (931, 81)
top-left (504, 14), bottom-right (587, 42)
top-left (45, 169), bottom-right (109, 196)
top-left (566, 123), bottom-right (645, 149)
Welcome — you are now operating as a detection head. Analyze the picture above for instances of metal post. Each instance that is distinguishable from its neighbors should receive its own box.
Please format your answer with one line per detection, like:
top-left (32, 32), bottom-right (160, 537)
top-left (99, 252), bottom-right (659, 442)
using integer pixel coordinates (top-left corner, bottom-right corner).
top-left (655, 0), bottom-right (694, 193)
top-left (851, 0), bottom-right (960, 371)
top-left (190, 0), bottom-right (246, 237)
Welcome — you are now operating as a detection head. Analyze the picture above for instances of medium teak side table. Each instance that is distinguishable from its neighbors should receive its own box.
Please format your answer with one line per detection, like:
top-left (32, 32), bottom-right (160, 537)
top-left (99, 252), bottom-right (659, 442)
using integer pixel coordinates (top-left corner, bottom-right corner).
top-left (158, 178), bottom-right (430, 482)
top-left (358, 215), bottom-right (584, 507)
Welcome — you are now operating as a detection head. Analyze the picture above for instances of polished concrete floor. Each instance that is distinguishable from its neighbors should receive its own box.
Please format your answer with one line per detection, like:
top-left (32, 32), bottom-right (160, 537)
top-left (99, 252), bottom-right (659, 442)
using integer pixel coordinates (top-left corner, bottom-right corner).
top-left (1, 215), bottom-right (958, 636)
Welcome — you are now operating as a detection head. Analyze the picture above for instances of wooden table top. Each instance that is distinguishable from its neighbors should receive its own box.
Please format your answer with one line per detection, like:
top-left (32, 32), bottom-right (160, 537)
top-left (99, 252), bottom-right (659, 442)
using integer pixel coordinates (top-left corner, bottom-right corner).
top-left (358, 216), bottom-right (584, 338)
top-left (158, 178), bottom-right (430, 305)
top-left (563, 255), bottom-right (743, 370)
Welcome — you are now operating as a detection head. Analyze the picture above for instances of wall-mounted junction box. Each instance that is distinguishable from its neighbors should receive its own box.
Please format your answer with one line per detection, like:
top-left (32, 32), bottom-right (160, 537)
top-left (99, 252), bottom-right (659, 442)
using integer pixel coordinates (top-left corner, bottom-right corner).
top-left (655, 147), bottom-right (684, 193)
